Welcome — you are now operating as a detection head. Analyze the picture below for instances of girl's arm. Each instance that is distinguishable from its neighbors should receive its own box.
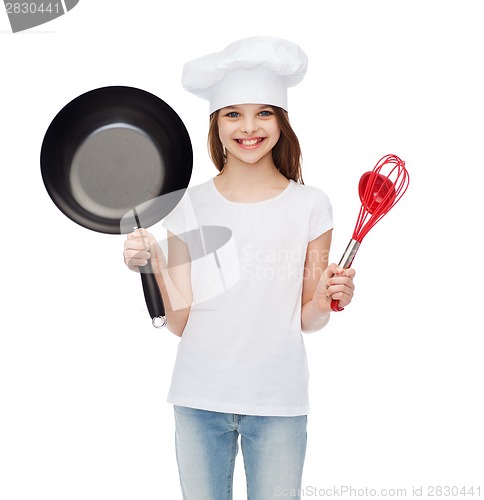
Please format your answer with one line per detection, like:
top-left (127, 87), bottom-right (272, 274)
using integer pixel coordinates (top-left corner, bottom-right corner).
top-left (124, 229), bottom-right (192, 337)
top-left (301, 230), bottom-right (355, 333)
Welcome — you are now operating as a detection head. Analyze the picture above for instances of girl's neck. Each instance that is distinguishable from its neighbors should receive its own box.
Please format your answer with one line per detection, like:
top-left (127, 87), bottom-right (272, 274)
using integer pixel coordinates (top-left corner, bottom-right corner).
top-left (214, 156), bottom-right (290, 203)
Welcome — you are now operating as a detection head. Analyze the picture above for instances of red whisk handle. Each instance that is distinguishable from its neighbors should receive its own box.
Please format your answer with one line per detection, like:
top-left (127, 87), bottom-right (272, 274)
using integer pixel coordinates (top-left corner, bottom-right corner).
top-left (331, 299), bottom-right (344, 312)
top-left (330, 239), bottom-right (360, 312)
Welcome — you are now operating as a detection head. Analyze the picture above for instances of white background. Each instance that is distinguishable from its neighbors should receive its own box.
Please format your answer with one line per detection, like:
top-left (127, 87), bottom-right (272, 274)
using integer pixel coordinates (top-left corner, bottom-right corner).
top-left (1, 1), bottom-right (482, 498)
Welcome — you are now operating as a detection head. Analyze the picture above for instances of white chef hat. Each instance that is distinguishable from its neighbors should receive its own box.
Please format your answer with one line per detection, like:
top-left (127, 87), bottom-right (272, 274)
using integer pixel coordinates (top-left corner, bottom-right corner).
top-left (182, 36), bottom-right (308, 114)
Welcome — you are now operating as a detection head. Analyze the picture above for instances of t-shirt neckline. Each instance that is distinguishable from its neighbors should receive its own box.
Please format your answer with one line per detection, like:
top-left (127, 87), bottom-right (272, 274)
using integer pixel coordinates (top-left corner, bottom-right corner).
top-left (210, 177), bottom-right (294, 206)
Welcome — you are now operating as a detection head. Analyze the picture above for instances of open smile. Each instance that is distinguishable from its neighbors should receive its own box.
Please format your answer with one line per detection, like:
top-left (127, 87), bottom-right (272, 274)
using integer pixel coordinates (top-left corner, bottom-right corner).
top-left (235, 137), bottom-right (266, 149)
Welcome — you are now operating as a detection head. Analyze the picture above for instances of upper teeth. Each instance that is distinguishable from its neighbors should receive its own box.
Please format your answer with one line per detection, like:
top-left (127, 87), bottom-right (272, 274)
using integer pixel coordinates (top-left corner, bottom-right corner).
top-left (238, 138), bottom-right (262, 146)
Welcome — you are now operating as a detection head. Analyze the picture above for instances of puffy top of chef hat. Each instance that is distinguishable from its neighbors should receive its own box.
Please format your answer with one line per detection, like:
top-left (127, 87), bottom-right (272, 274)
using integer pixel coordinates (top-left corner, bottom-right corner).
top-left (182, 36), bottom-right (308, 113)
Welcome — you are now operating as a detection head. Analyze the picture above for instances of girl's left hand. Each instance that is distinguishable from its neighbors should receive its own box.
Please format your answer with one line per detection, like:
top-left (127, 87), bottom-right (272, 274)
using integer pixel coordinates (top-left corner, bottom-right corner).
top-left (314, 263), bottom-right (356, 311)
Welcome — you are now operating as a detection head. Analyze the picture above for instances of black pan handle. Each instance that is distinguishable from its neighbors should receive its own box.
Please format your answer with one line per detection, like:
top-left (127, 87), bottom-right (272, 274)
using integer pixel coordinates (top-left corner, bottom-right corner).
top-left (133, 209), bottom-right (167, 328)
top-left (140, 261), bottom-right (167, 328)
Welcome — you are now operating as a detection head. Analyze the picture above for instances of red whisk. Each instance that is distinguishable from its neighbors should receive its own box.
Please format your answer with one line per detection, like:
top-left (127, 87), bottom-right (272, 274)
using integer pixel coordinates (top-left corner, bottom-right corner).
top-left (331, 154), bottom-right (410, 312)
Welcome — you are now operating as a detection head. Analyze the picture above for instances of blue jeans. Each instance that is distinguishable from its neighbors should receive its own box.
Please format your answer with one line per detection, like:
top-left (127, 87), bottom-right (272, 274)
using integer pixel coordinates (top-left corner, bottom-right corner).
top-left (174, 405), bottom-right (307, 500)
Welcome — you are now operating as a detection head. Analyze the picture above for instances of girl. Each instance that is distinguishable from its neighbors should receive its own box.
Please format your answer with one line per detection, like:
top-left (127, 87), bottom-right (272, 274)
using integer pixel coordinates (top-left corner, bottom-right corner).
top-left (123, 36), bottom-right (355, 500)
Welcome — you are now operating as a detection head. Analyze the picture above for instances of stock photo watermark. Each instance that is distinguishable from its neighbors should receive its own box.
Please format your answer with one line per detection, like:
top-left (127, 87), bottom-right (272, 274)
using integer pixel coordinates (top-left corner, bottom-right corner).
top-left (3, 0), bottom-right (78, 32)
top-left (274, 484), bottom-right (482, 498)
top-left (240, 245), bottom-right (330, 281)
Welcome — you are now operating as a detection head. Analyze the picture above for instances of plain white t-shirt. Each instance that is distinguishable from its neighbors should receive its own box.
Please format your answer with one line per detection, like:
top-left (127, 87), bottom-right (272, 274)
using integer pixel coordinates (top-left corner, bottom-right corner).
top-left (162, 177), bottom-right (333, 416)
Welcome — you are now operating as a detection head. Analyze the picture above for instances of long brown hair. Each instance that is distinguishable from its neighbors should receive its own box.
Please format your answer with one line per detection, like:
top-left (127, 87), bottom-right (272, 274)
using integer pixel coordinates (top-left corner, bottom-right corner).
top-left (208, 106), bottom-right (304, 184)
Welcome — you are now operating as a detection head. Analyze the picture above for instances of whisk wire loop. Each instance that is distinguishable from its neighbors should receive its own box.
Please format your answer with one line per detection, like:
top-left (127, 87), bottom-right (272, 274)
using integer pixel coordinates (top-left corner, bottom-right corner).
top-left (353, 154), bottom-right (409, 242)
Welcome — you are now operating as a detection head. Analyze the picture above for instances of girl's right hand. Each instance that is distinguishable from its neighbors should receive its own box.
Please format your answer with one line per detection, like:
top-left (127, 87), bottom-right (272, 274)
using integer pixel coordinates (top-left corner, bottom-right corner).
top-left (123, 229), bottom-right (162, 272)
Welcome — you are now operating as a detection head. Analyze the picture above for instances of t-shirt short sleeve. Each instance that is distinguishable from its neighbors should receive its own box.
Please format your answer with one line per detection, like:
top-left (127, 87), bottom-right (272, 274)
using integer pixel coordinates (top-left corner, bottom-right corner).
top-left (162, 190), bottom-right (198, 241)
top-left (162, 200), bottom-right (185, 236)
top-left (308, 187), bottom-right (333, 241)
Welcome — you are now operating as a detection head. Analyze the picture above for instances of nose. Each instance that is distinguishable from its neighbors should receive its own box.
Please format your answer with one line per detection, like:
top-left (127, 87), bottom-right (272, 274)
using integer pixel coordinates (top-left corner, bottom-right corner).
top-left (241, 116), bottom-right (258, 135)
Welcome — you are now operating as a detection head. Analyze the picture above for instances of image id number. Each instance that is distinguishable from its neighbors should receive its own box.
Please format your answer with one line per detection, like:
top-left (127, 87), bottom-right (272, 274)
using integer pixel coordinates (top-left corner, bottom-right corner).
top-left (5, 3), bottom-right (61, 14)
top-left (428, 485), bottom-right (481, 496)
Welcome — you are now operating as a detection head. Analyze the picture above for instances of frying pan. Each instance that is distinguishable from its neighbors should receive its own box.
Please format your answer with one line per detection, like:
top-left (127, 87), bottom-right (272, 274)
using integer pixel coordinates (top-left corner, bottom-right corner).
top-left (40, 86), bottom-right (193, 327)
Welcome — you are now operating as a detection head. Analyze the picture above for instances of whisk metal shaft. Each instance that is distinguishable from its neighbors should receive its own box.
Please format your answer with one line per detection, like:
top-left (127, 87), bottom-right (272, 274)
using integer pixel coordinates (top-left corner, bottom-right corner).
top-left (337, 238), bottom-right (361, 269)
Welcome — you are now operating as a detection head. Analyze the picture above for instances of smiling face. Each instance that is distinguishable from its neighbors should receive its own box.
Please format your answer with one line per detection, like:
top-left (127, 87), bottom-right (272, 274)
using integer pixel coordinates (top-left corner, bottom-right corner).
top-left (217, 104), bottom-right (282, 167)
